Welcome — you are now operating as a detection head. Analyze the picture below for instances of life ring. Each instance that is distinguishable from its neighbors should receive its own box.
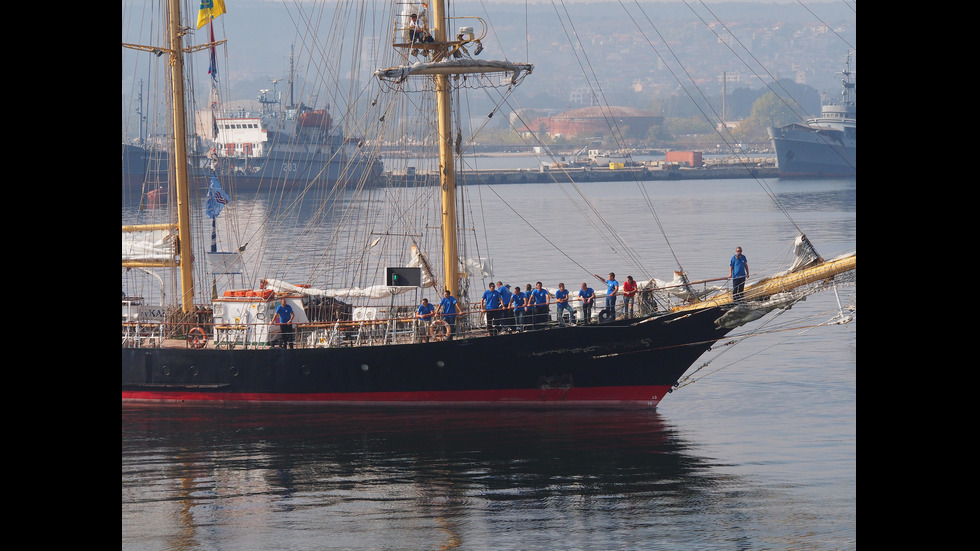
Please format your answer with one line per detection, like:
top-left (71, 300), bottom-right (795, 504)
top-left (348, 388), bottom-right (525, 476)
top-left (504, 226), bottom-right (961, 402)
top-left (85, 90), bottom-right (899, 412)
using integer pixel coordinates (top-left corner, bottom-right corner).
top-left (187, 326), bottom-right (208, 349)
top-left (429, 319), bottom-right (451, 341)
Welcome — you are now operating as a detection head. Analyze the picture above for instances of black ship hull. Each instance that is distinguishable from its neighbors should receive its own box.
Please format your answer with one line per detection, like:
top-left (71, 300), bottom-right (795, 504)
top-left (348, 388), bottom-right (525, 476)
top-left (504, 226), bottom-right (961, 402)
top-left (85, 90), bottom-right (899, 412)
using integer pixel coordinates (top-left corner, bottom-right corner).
top-left (122, 307), bottom-right (733, 407)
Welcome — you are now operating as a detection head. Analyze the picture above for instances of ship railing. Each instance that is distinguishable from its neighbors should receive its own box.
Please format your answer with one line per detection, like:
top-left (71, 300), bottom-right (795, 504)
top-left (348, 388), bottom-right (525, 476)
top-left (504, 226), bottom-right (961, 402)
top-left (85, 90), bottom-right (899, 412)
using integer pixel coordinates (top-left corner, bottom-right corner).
top-left (121, 320), bottom-right (163, 348)
top-left (121, 278), bottom-right (743, 349)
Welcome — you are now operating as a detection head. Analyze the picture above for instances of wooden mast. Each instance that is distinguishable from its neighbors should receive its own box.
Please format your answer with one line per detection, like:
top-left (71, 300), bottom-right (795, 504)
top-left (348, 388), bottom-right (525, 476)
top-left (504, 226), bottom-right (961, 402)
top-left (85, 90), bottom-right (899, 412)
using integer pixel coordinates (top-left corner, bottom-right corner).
top-left (123, 0), bottom-right (225, 314)
top-left (167, 0), bottom-right (195, 314)
top-left (378, 2), bottom-right (531, 296)
top-left (431, 0), bottom-right (459, 296)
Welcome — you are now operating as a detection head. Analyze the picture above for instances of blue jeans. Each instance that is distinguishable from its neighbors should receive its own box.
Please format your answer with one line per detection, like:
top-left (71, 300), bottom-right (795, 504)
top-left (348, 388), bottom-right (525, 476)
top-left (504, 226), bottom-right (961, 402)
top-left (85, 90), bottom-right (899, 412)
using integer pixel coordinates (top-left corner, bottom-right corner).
top-left (556, 303), bottom-right (575, 326)
top-left (605, 295), bottom-right (617, 318)
top-left (623, 296), bottom-right (635, 318)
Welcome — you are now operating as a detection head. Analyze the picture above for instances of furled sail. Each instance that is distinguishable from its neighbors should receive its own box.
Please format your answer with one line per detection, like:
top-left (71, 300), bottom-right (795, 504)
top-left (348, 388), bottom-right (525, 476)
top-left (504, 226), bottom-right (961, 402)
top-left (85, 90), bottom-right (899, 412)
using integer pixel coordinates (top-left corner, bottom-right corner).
top-left (262, 279), bottom-right (417, 300)
top-left (122, 227), bottom-right (177, 263)
top-left (375, 59), bottom-right (532, 84)
top-left (408, 244), bottom-right (437, 288)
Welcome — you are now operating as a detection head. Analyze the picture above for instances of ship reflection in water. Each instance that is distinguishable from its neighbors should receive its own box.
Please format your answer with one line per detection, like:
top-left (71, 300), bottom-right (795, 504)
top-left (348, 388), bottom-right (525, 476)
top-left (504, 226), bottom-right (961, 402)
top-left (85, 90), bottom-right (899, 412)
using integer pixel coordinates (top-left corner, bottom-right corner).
top-left (122, 405), bottom-right (844, 550)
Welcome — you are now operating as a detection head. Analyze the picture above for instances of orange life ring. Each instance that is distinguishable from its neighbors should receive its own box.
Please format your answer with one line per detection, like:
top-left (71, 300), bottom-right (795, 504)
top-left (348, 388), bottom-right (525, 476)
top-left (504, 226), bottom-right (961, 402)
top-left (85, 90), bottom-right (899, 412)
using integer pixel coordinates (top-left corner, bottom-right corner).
top-left (429, 319), bottom-right (451, 341)
top-left (187, 326), bottom-right (208, 349)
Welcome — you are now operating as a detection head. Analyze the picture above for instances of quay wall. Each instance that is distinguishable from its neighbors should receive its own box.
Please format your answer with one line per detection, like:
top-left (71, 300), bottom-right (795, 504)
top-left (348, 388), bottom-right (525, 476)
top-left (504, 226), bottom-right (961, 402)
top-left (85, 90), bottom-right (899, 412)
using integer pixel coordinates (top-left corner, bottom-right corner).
top-left (387, 164), bottom-right (779, 186)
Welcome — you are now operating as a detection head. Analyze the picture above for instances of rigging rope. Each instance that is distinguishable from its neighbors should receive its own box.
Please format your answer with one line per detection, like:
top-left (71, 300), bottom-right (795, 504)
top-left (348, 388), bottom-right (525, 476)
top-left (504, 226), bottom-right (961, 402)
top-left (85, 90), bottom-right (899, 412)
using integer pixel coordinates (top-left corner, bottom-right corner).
top-left (674, 304), bottom-right (855, 390)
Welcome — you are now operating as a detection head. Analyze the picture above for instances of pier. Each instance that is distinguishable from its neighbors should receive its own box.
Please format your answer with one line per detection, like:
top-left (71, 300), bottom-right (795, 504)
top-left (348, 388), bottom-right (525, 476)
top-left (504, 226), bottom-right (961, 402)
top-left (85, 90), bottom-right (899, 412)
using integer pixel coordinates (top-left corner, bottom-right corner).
top-left (387, 161), bottom-right (779, 186)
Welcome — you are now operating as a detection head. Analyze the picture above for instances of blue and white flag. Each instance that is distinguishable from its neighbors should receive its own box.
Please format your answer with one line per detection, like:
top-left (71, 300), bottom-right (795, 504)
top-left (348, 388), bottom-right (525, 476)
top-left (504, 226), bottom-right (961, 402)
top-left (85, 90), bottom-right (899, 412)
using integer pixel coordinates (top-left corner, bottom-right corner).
top-left (205, 175), bottom-right (229, 219)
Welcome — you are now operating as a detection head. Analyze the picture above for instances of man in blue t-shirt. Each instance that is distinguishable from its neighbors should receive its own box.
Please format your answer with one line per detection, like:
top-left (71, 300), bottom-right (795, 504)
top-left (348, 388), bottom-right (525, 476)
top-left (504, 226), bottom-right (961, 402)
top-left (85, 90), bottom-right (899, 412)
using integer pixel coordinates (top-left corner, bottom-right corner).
top-left (497, 281), bottom-right (513, 332)
top-left (437, 289), bottom-right (459, 340)
top-left (578, 283), bottom-right (595, 325)
top-left (729, 246), bottom-right (749, 303)
top-left (509, 287), bottom-right (527, 332)
top-left (554, 282), bottom-right (575, 327)
top-left (529, 281), bottom-right (550, 330)
top-left (416, 298), bottom-right (435, 342)
top-left (274, 297), bottom-right (295, 348)
top-left (594, 272), bottom-right (619, 320)
top-left (481, 282), bottom-right (504, 336)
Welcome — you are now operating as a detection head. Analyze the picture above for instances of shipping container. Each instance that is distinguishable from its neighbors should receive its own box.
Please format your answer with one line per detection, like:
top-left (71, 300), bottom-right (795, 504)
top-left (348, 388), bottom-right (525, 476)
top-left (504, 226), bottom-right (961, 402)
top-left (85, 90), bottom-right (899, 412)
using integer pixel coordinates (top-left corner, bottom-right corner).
top-left (665, 151), bottom-right (703, 167)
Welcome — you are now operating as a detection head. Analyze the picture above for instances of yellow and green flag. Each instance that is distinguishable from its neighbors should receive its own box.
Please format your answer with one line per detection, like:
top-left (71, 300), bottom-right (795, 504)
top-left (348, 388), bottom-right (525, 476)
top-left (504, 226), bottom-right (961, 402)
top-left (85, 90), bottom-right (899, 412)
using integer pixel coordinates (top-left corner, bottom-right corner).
top-left (197, 0), bottom-right (226, 29)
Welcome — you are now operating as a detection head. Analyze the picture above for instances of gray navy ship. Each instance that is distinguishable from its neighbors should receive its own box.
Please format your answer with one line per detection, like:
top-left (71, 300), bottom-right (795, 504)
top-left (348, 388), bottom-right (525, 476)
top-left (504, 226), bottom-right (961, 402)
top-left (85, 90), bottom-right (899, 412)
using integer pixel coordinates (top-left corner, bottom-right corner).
top-left (768, 57), bottom-right (855, 178)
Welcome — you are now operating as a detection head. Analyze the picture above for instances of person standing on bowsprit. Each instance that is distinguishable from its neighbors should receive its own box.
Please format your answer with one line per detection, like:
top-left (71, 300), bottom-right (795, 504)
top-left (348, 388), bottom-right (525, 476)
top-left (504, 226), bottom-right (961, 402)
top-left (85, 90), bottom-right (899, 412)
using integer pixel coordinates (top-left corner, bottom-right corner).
top-left (730, 246), bottom-right (749, 303)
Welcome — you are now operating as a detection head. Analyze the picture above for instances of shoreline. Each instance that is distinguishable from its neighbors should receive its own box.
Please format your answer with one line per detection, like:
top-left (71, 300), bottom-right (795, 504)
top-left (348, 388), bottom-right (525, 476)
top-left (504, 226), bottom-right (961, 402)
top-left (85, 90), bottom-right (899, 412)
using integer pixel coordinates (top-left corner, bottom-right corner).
top-left (391, 164), bottom-right (781, 185)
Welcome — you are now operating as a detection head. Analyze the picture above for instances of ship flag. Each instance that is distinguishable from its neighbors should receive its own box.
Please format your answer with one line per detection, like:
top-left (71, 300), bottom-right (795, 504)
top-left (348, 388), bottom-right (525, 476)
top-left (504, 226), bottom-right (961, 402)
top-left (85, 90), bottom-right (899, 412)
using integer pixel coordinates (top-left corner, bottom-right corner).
top-left (196, 0), bottom-right (226, 29)
top-left (207, 22), bottom-right (221, 139)
top-left (208, 24), bottom-right (218, 81)
top-left (205, 175), bottom-right (229, 219)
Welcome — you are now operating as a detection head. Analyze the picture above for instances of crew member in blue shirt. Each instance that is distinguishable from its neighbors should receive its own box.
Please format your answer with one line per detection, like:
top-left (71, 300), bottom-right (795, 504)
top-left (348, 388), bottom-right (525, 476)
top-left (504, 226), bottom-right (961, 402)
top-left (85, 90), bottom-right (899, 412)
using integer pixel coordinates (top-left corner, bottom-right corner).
top-left (481, 282), bottom-right (504, 336)
top-left (554, 283), bottom-right (575, 327)
top-left (578, 282), bottom-right (596, 325)
top-left (497, 281), bottom-right (513, 332)
top-left (729, 246), bottom-right (749, 303)
top-left (416, 298), bottom-right (435, 342)
top-left (274, 297), bottom-right (295, 348)
top-left (530, 281), bottom-right (551, 330)
top-left (594, 272), bottom-right (619, 320)
top-left (509, 286), bottom-right (527, 332)
top-left (437, 289), bottom-right (460, 340)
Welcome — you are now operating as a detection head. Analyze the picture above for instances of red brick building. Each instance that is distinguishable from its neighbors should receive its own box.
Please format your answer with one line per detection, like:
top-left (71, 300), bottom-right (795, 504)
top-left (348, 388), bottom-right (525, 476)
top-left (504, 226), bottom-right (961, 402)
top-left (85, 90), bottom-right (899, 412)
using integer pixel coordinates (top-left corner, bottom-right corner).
top-left (521, 106), bottom-right (663, 139)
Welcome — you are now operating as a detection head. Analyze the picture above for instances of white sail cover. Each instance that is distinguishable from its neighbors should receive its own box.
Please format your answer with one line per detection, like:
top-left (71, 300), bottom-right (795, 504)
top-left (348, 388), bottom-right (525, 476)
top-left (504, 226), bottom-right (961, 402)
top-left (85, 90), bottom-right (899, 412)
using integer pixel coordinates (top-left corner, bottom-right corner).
top-left (375, 59), bottom-right (532, 84)
top-left (263, 279), bottom-right (418, 300)
top-left (787, 233), bottom-right (824, 273)
top-left (408, 244), bottom-right (437, 288)
top-left (630, 273), bottom-right (724, 302)
top-left (263, 246), bottom-right (492, 299)
top-left (122, 228), bottom-right (176, 262)
top-left (462, 257), bottom-right (492, 278)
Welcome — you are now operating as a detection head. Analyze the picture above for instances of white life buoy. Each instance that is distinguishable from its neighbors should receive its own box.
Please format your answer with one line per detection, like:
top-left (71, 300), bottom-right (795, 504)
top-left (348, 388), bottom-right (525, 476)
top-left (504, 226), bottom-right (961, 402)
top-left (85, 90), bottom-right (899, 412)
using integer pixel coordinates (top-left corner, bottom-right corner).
top-left (429, 319), bottom-right (451, 341)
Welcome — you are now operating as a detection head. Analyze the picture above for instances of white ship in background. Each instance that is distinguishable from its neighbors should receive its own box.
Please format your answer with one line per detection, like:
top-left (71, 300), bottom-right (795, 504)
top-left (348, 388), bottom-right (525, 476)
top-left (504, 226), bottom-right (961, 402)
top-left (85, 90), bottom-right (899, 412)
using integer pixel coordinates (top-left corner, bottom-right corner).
top-left (122, 52), bottom-right (383, 191)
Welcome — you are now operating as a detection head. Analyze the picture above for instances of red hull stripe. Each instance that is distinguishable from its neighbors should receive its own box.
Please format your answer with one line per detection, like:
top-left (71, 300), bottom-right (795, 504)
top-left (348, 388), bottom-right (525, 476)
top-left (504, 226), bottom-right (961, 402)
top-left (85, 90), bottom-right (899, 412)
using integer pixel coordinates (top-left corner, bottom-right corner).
top-left (122, 385), bottom-right (671, 406)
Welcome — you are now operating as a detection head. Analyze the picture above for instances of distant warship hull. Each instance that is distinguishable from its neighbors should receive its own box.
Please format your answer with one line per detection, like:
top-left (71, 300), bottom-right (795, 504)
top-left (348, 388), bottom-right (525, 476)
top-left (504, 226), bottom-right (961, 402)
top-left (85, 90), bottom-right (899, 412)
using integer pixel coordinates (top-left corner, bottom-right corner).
top-left (769, 125), bottom-right (855, 178)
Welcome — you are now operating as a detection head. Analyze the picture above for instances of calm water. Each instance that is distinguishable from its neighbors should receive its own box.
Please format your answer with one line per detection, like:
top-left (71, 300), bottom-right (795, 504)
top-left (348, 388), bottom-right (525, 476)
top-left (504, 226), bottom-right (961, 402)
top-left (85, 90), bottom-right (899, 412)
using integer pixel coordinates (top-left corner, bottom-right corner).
top-left (122, 169), bottom-right (856, 550)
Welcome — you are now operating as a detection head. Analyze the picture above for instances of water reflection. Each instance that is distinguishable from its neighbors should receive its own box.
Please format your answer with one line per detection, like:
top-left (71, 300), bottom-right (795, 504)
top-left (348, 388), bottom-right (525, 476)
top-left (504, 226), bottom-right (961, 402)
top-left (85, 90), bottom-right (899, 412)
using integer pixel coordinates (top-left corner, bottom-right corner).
top-left (122, 405), bottom-right (751, 550)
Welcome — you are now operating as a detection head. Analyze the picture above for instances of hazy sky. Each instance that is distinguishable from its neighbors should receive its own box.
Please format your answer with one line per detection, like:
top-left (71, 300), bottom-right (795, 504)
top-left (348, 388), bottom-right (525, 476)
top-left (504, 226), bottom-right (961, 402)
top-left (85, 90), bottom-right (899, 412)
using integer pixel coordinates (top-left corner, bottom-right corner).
top-left (122, 0), bottom-right (854, 138)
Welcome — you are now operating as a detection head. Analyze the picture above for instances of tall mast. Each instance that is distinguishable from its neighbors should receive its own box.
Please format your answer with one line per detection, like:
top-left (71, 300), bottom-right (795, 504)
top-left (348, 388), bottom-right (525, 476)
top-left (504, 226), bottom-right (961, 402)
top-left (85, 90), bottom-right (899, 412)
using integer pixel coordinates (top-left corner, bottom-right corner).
top-left (122, 0), bottom-right (225, 313)
top-left (431, 0), bottom-right (460, 296)
top-left (167, 0), bottom-right (195, 313)
top-left (375, 1), bottom-right (532, 296)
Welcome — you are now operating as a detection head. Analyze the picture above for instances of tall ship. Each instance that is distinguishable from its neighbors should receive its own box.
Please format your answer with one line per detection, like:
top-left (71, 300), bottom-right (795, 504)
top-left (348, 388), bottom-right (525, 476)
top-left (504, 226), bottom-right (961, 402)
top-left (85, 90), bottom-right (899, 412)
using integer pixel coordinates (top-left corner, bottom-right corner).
top-left (768, 56), bottom-right (856, 178)
top-left (122, 1), bottom-right (855, 407)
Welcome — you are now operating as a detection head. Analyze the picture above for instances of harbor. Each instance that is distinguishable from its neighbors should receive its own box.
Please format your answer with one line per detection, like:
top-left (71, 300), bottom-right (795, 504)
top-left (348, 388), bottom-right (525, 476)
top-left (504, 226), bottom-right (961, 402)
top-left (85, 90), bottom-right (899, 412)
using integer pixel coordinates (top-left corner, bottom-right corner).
top-left (388, 156), bottom-right (779, 185)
